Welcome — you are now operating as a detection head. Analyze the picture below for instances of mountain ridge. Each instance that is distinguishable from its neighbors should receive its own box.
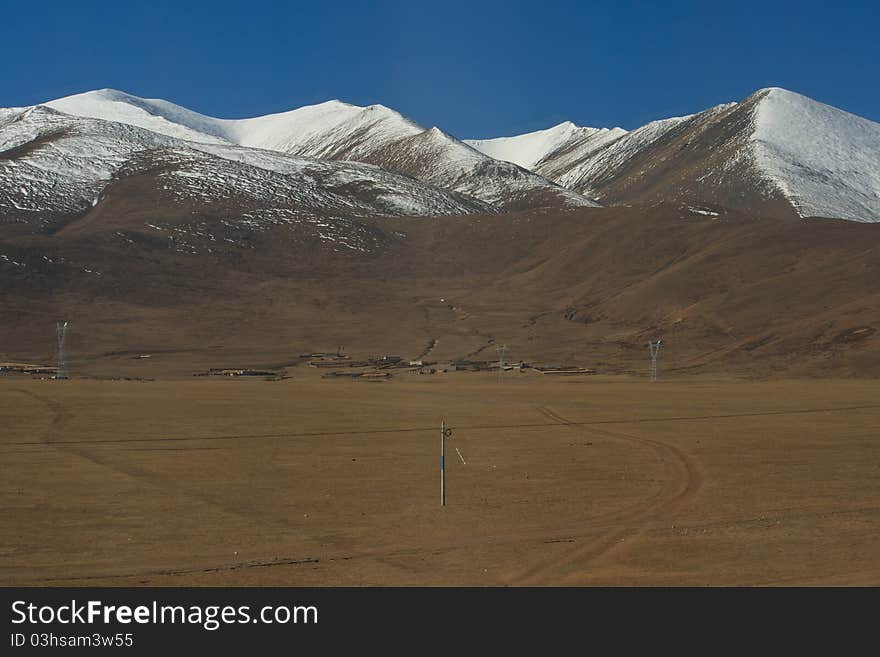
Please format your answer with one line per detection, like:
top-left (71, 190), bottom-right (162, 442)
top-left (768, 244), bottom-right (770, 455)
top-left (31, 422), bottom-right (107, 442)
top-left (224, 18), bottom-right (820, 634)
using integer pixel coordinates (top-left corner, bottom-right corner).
top-left (466, 87), bottom-right (880, 223)
top-left (3, 86), bottom-right (880, 378)
top-left (43, 90), bottom-right (594, 211)
top-left (0, 104), bottom-right (493, 233)
top-left (5, 85), bottom-right (880, 222)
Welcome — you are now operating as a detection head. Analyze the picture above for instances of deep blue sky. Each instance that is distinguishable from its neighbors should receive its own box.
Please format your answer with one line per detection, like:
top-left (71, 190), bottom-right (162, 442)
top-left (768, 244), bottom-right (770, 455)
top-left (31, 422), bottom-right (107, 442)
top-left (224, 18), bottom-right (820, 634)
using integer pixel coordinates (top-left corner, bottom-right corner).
top-left (3, 0), bottom-right (878, 137)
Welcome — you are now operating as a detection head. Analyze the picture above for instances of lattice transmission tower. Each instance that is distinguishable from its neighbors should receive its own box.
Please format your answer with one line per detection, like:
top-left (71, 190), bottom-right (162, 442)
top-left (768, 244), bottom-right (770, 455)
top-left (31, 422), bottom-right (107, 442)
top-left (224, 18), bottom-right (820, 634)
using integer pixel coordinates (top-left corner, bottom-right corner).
top-left (497, 343), bottom-right (508, 383)
top-left (56, 321), bottom-right (69, 379)
top-left (648, 339), bottom-right (662, 382)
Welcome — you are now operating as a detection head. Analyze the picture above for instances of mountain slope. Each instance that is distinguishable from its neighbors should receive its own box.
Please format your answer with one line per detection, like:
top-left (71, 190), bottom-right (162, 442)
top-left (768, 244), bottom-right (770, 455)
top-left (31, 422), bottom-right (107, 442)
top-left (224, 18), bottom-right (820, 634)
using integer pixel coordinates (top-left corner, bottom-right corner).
top-left (570, 88), bottom-right (880, 222)
top-left (751, 87), bottom-right (880, 222)
top-left (553, 100), bottom-right (781, 215)
top-left (468, 88), bottom-right (880, 222)
top-left (0, 105), bottom-right (492, 235)
top-left (532, 114), bottom-right (699, 192)
top-left (45, 90), bottom-right (595, 210)
top-left (1, 106), bottom-right (179, 222)
top-left (46, 89), bottom-right (234, 144)
top-left (27, 86), bottom-right (880, 222)
top-left (2, 202), bottom-right (879, 379)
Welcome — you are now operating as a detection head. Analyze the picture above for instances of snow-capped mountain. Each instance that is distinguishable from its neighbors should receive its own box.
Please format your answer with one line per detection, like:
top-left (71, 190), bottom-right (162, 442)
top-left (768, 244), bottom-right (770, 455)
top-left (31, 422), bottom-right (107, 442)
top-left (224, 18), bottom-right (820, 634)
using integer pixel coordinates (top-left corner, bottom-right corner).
top-left (531, 113), bottom-right (701, 192)
top-left (5, 86), bottom-right (879, 225)
top-left (750, 88), bottom-right (880, 223)
top-left (465, 121), bottom-right (626, 173)
top-left (0, 104), bottom-right (492, 233)
top-left (44, 90), bottom-right (595, 210)
top-left (467, 88), bottom-right (880, 223)
top-left (1, 105), bottom-right (179, 219)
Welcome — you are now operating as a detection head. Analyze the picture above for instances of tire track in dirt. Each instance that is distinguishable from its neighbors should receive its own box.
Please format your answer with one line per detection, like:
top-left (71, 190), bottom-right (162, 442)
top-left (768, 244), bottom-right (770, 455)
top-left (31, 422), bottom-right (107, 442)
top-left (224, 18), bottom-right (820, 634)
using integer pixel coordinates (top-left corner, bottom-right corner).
top-left (20, 504), bottom-right (880, 585)
top-left (7, 390), bottom-right (869, 585)
top-left (7, 388), bottom-right (699, 586)
top-left (505, 406), bottom-right (702, 585)
top-left (5, 388), bottom-right (675, 585)
top-left (6, 401), bottom-right (878, 447)
top-left (10, 388), bottom-right (318, 537)
top-left (546, 407), bottom-right (703, 510)
top-left (16, 556), bottom-right (323, 584)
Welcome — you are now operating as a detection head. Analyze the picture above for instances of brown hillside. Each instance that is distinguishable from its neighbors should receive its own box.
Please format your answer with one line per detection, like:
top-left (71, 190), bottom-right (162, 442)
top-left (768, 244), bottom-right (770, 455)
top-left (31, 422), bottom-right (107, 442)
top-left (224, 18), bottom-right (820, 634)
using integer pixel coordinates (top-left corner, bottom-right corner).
top-left (1, 196), bottom-right (879, 379)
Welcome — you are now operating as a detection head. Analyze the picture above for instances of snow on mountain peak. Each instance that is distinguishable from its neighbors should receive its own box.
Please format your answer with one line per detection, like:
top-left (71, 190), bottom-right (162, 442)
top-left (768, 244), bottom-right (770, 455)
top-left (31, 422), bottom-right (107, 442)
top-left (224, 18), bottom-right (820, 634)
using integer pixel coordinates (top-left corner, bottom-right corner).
top-left (45, 89), bottom-right (234, 144)
top-left (749, 86), bottom-right (880, 222)
top-left (33, 90), bottom-right (595, 210)
top-left (0, 101), bottom-right (494, 223)
top-left (42, 91), bottom-right (426, 159)
top-left (24, 86), bottom-right (880, 222)
top-left (464, 120), bottom-right (626, 170)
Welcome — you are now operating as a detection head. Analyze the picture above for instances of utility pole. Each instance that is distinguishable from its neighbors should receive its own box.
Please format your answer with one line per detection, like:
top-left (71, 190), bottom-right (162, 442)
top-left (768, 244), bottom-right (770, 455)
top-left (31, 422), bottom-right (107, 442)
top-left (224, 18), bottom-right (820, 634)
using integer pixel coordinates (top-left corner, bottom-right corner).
top-left (648, 339), bottom-right (662, 382)
top-left (440, 419), bottom-right (452, 506)
top-left (56, 321), bottom-right (68, 379)
top-left (496, 343), bottom-right (508, 383)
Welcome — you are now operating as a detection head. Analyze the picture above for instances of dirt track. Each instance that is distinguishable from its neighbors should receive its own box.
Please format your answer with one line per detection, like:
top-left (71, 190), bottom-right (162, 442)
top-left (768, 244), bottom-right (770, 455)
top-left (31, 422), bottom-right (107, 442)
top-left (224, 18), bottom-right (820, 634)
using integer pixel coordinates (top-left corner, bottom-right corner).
top-left (2, 372), bottom-right (879, 585)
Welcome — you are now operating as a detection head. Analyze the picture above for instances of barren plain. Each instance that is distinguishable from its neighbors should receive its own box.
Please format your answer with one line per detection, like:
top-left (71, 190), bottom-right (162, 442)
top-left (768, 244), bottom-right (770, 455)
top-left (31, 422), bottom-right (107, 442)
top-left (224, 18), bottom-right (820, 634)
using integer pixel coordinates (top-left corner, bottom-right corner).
top-left (2, 371), bottom-right (878, 586)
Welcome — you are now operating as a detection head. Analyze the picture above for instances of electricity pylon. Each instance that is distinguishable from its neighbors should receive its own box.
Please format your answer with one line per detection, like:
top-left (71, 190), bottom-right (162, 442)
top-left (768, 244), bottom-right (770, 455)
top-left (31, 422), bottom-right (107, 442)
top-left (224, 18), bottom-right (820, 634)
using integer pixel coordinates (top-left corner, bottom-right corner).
top-left (497, 343), bottom-right (508, 382)
top-left (648, 339), bottom-right (662, 382)
top-left (56, 321), bottom-right (68, 379)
